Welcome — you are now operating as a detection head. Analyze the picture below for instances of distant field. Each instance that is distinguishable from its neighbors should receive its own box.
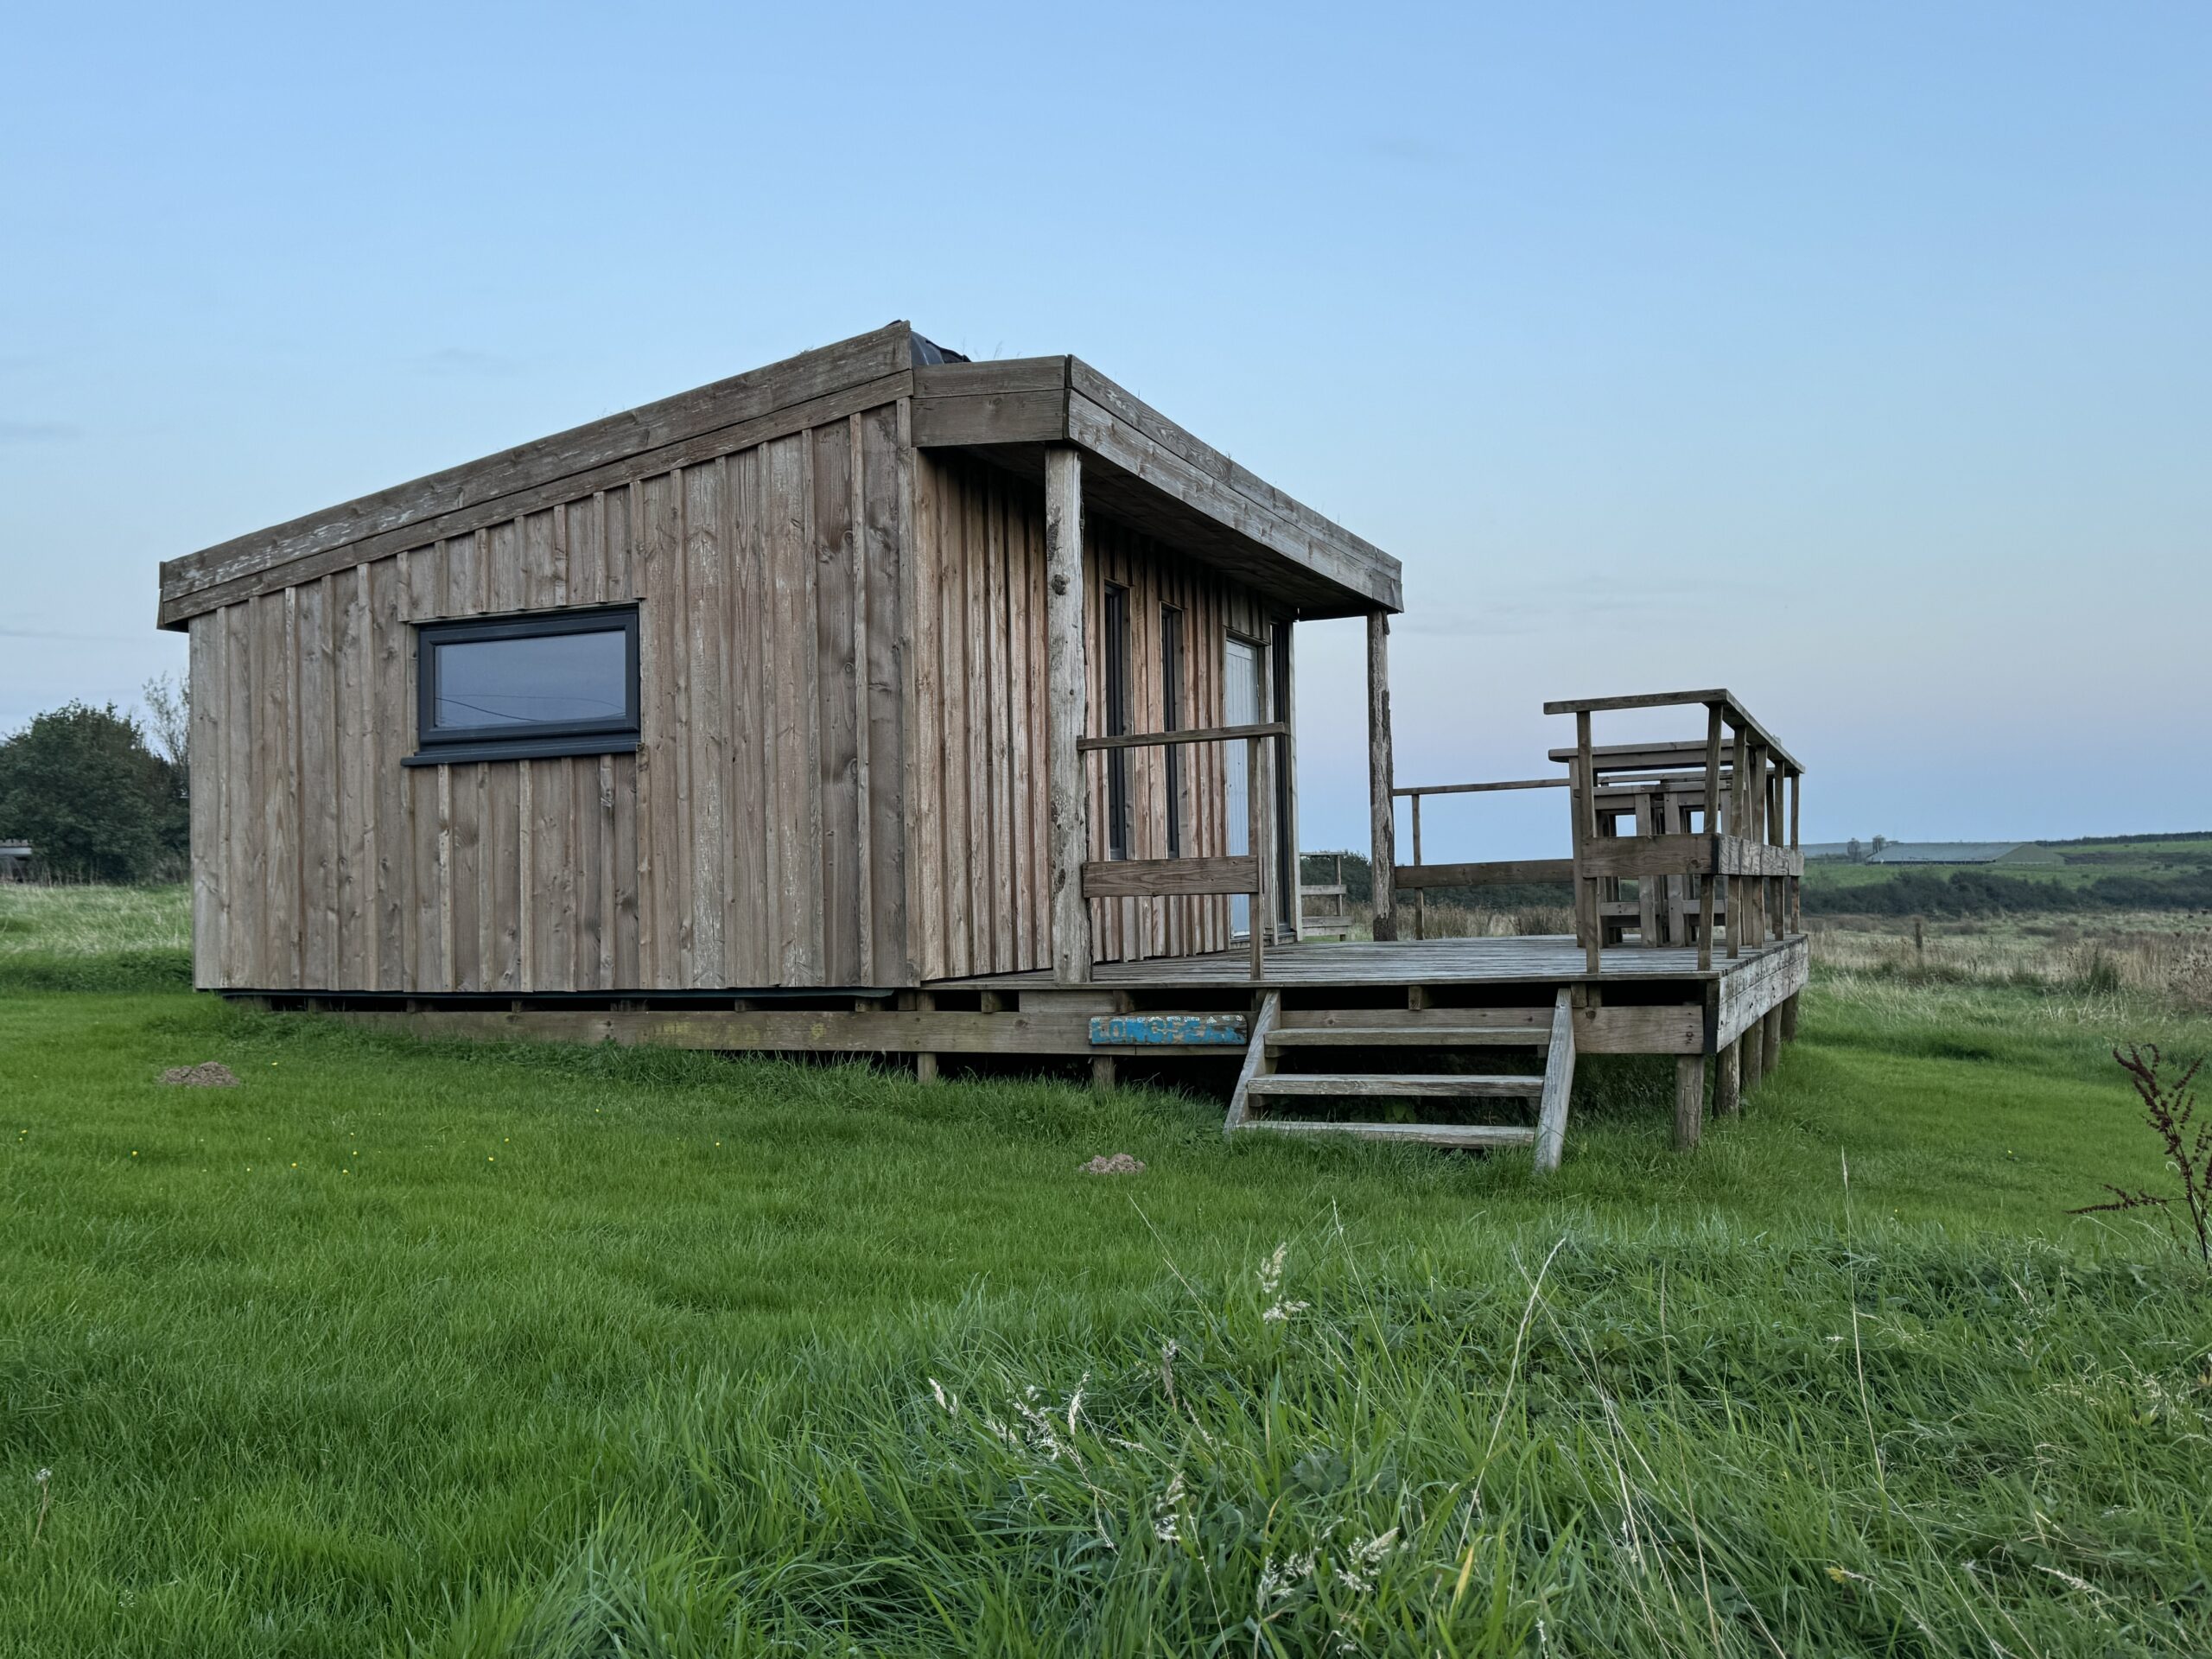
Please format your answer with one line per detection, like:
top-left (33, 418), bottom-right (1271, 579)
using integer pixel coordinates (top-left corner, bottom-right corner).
top-left (3, 884), bottom-right (2210, 1653)
top-left (1802, 837), bottom-right (2212, 915)
top-left (1807, 836), bottom-right (2212, 891)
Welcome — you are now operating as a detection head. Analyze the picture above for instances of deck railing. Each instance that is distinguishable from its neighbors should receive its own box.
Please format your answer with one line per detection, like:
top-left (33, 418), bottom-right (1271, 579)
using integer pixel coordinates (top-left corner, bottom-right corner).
top-left (1390, 690), bottom-right (1804, 972)
top-left (1389, 776), bottom-right (1573, 941)
top-left (1076, 721), bottom-right (1287, 981)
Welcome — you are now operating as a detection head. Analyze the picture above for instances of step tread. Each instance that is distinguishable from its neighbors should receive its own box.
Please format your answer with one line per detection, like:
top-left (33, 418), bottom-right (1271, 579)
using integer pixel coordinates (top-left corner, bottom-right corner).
top-left (1277, 1008), bottom-right (1551, 1033)
top-left (1268, 1027), bottom-right (1546, 1049)
top-left (1236, 1120), bottom-right (1538, 1147)
top-left (1245, 1073), bottom-right (1546, 1098)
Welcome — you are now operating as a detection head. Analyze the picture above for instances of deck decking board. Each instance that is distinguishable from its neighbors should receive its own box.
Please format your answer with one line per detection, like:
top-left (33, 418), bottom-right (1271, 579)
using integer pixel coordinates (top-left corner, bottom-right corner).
top-left (932, 933), bottom-right (1803, 991)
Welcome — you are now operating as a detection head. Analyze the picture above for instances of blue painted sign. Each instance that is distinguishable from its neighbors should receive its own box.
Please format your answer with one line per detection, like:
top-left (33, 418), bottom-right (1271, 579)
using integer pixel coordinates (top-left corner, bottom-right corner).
top-left (1089, 1013), bottom-right (1249, 1047)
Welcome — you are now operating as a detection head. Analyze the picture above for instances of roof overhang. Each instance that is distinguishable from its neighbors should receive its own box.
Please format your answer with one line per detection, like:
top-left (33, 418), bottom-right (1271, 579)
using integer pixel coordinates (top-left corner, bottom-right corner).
top-left (912, 357), bottom-right (1400, 620)
top-left (157, 322), bottom-right (1400, 629)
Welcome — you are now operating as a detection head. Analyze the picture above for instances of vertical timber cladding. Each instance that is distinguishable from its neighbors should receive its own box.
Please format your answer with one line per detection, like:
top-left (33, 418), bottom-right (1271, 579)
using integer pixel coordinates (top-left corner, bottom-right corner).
top-left (186, 404), bottom-right (908, 994)
top-left (908, 448), bottom-right (1276, 979)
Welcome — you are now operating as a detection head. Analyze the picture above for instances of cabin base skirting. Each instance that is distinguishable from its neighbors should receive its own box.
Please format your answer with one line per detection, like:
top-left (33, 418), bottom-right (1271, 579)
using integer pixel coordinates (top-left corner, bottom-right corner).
top-left (244, 938), bottom-right (1809, 1072)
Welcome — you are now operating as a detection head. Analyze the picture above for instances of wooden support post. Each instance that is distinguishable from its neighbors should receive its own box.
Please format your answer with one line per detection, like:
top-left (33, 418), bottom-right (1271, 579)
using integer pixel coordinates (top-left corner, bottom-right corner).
top-left (1698, 702), bottom-right (1722, 971)
top-left (1742, 1015), bottom-right (1764, 1090)
top-left (914, 990), bottom-right (939, 1082)
top-left (1715, 1038), bottom-right (1742, 1116)
top-left (1637, 788), bottom-right (1660, 946)
top-left (1675, 1054), bottom-right (1706, 1149)
top-left (1092, 1055), bottom-right (1116, 1092)
top-left (1788, 769), bottom-right (1802, 933)
top-left (1780, 990), bottom-right (1800, 1043)
top-left (1274, 622), bottom-right (1300, 944)
top-left (1726, 721), bottom-right (1750, 958)
top-left (1762, 1007), bottom-right (1784, 1074)
top-left (1247, 734), bottom-right (1266, 982)
top-left (1044, 447), bottom-right (1091, 985)
top-left (1411, 792), bottom-right (1425, 940)
top-left (1575, 711), bottom-right (1600, 974)
top-left (1366, 611), bottom-right (1396, 941)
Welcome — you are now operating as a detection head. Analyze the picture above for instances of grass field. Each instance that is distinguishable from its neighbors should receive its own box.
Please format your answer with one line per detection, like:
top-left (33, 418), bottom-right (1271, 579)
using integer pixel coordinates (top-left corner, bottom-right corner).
top-left (3, 886), bottom-right (2210, 1655)
top-left (1802, 837), bottom-right (2212, 894)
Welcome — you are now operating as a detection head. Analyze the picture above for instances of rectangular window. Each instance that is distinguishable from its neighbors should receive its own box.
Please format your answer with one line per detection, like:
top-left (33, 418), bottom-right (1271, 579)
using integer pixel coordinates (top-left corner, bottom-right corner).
top-left (1160, 605), bottom-right (1184, 857)
top-left (408, 606), bottom-right (640, 766)
top-left (1103, 583), bottom-right (1132, 859)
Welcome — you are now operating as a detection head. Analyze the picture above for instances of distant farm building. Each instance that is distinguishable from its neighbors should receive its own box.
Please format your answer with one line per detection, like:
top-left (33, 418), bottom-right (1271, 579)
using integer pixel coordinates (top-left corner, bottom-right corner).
top-left (0, 841), bottom-right (30, 880)
top-left (1866, 842), bottom-right (2061, 867)
top-left (1803, 840), bottom-right (2059, 866)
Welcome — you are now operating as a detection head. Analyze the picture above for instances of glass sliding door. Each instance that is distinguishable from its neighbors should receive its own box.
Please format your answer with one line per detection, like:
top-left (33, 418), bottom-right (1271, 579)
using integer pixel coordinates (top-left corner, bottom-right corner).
top-left (1224, 636), bottom-right (1261, 939)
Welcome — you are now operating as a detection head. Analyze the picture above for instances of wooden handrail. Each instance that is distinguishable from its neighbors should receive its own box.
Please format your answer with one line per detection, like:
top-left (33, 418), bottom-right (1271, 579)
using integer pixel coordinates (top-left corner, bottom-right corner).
top-left (1393, 777), bottom-right (1567, 798)
top-left (1077, 721), bottom-right (1286, 753)
top-left (1080, 723), bottom-right (1286, 981)
top-left (1541, 690), bottom-right (1803, 774)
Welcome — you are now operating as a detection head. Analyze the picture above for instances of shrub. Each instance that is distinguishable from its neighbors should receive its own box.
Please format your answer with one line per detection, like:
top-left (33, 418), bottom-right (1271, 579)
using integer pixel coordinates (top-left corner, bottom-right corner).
top-left (0, 702), bottom-right (181, 882)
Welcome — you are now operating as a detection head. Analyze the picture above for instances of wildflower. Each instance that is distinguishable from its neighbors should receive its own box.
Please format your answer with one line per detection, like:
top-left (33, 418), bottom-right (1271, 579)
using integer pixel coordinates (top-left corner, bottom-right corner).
top-left (35, 1469), bottom-right (50, 1485)
top-left (1337, 1529), bottom-right (1399, 1594)
top-left (1257, 1243), bottom-right (1309, 1323)
top-left (1153, 1470), bottom-right (1186, 1542)
top-left (1011, 1385), bottom-right (1071, 1460)
top-left (1256, 1550), bottom-right (1315, 1610)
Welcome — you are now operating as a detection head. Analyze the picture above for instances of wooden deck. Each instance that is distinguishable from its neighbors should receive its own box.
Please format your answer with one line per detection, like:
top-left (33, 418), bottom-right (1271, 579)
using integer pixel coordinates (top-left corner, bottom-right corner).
top-left (932, 932), bottom-right (1802, 991)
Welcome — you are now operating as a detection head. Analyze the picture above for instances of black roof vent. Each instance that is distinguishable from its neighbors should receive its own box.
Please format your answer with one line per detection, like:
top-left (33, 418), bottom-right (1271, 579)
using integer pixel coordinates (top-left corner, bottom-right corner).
top-left (909, 332), bottom-right (970, 366)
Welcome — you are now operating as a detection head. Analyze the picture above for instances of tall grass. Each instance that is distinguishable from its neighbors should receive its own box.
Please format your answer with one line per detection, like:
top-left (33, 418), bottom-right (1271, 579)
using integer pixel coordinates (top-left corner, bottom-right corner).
top-left (0, 881), bottom-right (191, 990)
top-left (1809, 913), bottom-right (2212, 1010)
top-left (410, 1224), bottom-right (2212, 1656)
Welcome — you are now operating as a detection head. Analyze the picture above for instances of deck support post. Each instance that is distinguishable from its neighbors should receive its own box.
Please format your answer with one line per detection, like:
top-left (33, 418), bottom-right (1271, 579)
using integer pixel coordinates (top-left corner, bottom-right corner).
top-left (1045, 446), bottom-right (1092, 985)
top-left (1675, 1054), bottom-right (1706, 1149)
top-left (1092, 1055), bottom-right (1117, 1092)
top-left (1715, 1038), bottom-right (1742, 1116)
top-left (1742, 1017), bottom-right (1764, 1091)
top-left (1762, 1007), bottom-right (1784, 1075)
top-left (1697, 702), bottom-right (1724, 970)
top-left (1366, 611), bottom-right (1396, 940)
top-left (1780, 990), bottom-right (1800, 1043)
top-left (1574, 711), bottom-right (1599, 974)
top-left (913, 990), bottom-right (938, 1082)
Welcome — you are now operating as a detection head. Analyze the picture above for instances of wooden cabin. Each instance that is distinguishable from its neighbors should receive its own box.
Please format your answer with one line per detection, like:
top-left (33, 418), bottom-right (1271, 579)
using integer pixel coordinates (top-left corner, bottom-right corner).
top-left (160, 322), bottom-right (1807, 1169)
top-left (158, 322), bottom-right (1397, 998)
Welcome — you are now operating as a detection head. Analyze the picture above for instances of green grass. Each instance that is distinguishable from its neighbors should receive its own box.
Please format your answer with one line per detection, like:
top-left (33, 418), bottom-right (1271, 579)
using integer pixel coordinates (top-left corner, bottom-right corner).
top-left (3, 892), bottom-right (2210, 1654)
top-left (0, 883), bottom-right (191, 992)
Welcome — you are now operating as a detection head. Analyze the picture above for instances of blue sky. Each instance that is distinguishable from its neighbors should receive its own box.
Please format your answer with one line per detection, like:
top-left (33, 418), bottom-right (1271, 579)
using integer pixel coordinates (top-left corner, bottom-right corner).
top-left (3, 2), bottom-right (2205, 858)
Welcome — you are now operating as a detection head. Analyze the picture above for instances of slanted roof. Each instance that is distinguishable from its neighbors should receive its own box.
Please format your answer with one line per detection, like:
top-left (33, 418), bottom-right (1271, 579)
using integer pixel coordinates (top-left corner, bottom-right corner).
top-left (157, 322), bottom-right (1400, 629)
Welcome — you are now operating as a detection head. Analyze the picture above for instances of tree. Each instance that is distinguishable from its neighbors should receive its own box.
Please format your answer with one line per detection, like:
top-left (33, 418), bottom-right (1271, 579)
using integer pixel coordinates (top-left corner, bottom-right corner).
top-left (0, 702), bottom-right (172, 881)
top-left (141, 675), bottom-right (190, 862)
top-left (142, 673), bottom-right (188, 772)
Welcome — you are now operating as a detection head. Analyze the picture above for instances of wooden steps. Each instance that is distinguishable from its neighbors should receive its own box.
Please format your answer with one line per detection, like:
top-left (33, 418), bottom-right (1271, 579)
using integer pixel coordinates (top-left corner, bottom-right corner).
top-left (1266, 1027), bottom-right (1544, 1051)
top-left (1236, 1121), bottom-right (1536, 1149)
top-left (1225, 987), bottom-right (1579, 1173)
top-left (1246, 1074), bottom-right (1544, 1098)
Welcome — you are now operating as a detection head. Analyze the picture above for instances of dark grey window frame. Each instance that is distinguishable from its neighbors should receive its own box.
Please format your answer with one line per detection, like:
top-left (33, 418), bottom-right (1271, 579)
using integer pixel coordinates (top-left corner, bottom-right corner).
top-left (405, 605), bottom-right (641, 767)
